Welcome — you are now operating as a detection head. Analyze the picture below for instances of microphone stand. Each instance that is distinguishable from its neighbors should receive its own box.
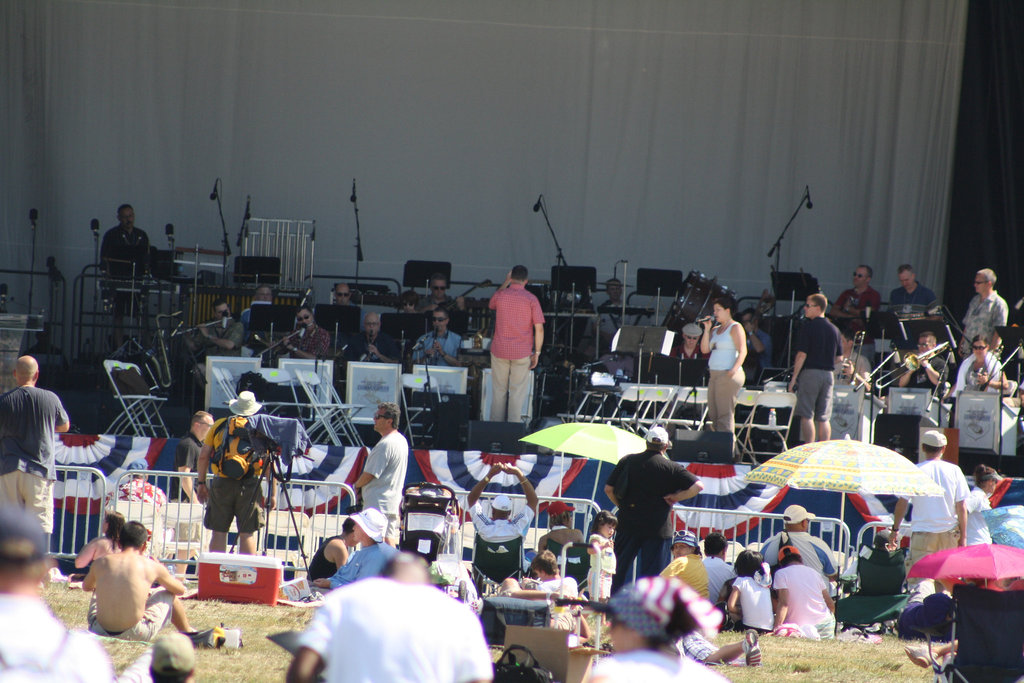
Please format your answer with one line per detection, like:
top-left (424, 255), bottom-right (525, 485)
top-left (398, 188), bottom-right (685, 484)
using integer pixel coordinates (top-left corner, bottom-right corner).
top-left (766, 188), bottom-right (811, 315)
top-left (28, 210), bottom-right (38, 313)
top-left (537, 196), bottom-right (568, 267)
top-left (212, 183), bottom-right (231, 287)
top-left (350, 179), bottom-right (364, 282)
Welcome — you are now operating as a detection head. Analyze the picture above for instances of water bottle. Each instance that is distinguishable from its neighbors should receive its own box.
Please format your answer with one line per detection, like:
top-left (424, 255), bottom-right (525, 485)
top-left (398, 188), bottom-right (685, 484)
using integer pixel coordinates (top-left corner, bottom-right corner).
top-left (768, 409), bottom-right (777, 428)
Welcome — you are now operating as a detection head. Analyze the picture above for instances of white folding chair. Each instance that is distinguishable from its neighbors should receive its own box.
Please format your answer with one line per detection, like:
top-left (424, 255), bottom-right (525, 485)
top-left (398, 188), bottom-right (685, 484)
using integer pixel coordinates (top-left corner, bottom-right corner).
top-left (113, 499), bottom-right (167, 558)
top-left (292, 369), bottom-right (363, 446)
top-left (733, 388), bottom-right (762, 460)
top-left (103, 360), bottom-right (169, 437)
top-left (161, 502), bottom-right (208, 562)
top-left (609, 383), bottom-right (678, 433)
top-left (737, 391), bottom-right (798, 464)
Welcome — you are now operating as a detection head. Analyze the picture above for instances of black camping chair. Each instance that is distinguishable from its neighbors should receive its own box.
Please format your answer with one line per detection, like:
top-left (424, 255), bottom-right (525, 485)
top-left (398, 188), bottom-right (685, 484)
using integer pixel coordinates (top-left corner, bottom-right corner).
top-left (937, 584), bottom-right (1024, 683)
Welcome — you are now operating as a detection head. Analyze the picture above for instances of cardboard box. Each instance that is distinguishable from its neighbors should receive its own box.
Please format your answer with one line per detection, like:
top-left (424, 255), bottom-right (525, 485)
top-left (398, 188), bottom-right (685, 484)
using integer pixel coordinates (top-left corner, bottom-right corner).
top-left (503, 625), bottom-right (601, 683)
top-left (197, 552), bottom-right (283, 606)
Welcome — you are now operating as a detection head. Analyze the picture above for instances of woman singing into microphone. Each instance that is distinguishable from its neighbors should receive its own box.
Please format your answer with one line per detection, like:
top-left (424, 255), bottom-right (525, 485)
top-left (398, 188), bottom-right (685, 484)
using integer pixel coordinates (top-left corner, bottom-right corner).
top-left (701, 297), bottom-right (747, 434)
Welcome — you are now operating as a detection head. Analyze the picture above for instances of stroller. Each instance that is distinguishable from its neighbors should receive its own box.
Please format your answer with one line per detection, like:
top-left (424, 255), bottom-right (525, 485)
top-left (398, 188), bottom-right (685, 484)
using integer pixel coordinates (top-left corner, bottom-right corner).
top-left (399, 482), bottom-right (481, 612)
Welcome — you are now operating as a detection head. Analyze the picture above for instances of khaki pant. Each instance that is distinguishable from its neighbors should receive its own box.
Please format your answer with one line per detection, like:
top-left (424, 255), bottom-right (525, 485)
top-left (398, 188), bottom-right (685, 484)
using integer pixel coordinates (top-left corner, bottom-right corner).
top-left (88, 589), bottom-right (174, 642)
top-left (0, 471), bottom-right (53, 533)
top-left (708, 368), bottom-right (744, 433)
top-left (906, 527), bottom-right (960, 585)
top-left (490, 355), bottom-right (531, 422)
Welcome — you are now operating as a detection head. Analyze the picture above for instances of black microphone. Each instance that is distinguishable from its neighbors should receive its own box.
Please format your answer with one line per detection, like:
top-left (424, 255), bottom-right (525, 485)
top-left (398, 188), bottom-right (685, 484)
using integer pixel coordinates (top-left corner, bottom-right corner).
top-left (165, 223), bottom-right (174, 236)
top-left (29, 208), bottom-right (38, 228)
top-left (350, 179), bottom-right (357, 204)
top-left (244, 195), bottom-right (251, 220)
top-left (805, 185), bottom-right (813, 209)
top-left (532, 195), bottom-right (543, 213)
top-left (90, 218), bottom-right (100, 236)
top-left (209, 178), bottom-right (219, 201)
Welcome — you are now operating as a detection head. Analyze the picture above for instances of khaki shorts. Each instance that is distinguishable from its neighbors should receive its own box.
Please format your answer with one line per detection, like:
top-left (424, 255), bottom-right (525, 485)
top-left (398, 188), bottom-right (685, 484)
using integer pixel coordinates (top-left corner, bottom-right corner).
top-left (204, 476), bottom-right (265, 533)
top-left (0, 471), bottom-right (54, 533)
top-left (88, 589), bottom-right (174, 642)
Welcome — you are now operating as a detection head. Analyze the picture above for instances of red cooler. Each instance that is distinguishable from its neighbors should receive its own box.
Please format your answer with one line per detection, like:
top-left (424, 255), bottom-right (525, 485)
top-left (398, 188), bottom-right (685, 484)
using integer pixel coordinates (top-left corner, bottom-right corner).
top-left (197, 552), bottom-right (283, 605)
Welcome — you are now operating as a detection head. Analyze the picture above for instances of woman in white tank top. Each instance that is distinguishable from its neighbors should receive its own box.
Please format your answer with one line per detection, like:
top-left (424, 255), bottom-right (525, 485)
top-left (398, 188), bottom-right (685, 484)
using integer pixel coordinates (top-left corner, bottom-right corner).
top-left (700, 298), bottom-right (747, 435)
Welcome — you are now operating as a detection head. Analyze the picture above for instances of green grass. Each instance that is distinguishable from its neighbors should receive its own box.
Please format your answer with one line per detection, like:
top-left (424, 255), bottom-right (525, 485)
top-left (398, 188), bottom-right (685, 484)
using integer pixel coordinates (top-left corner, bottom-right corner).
top-left (43, 582), bottom-right (934, 682)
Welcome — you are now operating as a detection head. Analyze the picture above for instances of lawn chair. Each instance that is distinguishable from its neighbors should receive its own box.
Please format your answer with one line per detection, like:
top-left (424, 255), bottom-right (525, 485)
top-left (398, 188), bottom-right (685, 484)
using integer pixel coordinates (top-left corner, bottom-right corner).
top-left (835, 544), bottom-right (909, 633)
top-left (546, 540), bottom-right (589, 593)
top-left (937, 584), bottom-right (1024, 683)
top-left (472, 535), bottom-right (524, 596)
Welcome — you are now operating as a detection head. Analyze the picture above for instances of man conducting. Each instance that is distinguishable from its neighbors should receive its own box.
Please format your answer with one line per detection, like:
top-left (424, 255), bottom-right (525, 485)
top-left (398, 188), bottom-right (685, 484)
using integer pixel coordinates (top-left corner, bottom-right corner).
top-left (0, 355), bottom-right (70, 540)
top-left (488, 265), bottom-right (545, 422)
top-left (789, 293), bottom-right (843, 443)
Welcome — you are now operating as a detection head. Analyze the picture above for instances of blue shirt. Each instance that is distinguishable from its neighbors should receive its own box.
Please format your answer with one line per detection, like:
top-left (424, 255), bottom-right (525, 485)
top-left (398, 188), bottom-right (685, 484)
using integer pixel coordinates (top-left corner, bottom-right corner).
top-left (411, 330), bottom-right (463, 366)
top-left (889, 284), bottom-right (937, 309)
top-left (328, 542), bottom-right (398, 589)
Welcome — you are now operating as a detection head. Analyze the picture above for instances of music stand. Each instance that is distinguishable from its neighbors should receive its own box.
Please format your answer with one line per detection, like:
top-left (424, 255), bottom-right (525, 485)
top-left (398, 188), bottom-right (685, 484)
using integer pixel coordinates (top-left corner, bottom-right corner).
top-left (865, 310), bottom-right (903, 343)
top-left (679, 359), bottom-right (709, 387)
top-left (771, 271), bottom-right (819, 304)
top-left (381, 312), bottom-right (429, 349)
top-left (234, 256), bottom-right (281, 285)
top-left (613, 326), bottom-right (674, 384)
top-left (635, 269), bottom-right (683, 298)
top-left (648, 355), bottom-right (682, 386)
top-left (550, 266), bottom-right (596, 295)
top-left (250, 305), bottom-right (300, 335)
top-left (903, 318), bottom-right (956, 350)
top-left (105, 244), bottom-right (150, 279)
top-left (403, 260), bottom-right (451, 289)
top-left (314, 304), bottom-right (362, 336)
top-left (996, 326), bottom-right (1024, 386)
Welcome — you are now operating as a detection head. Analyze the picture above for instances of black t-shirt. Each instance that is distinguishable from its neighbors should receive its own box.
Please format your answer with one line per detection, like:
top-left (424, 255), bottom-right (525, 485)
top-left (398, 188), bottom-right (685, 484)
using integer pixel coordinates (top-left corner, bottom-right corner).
top-left (308, 535), bottom-right (345, 581)
top-left (606, 449), bottom-right (699, 539)
top-left (174, 432), bottom-right (202, 471)
top-left (905, 356), bottom-right (947, 389)
top-left (796, 317), bottom-right (842, 370)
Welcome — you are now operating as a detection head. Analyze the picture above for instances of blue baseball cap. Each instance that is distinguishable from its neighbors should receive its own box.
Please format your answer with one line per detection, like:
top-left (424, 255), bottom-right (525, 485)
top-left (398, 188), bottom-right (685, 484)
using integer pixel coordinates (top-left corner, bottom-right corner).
top-left (672, 530), bottom-right (699, 549)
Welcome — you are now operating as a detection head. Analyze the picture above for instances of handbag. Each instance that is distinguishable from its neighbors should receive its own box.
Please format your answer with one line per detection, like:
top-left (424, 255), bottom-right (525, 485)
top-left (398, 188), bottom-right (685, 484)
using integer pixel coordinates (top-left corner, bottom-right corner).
top-left (492, 645), bottom-right (554, 683)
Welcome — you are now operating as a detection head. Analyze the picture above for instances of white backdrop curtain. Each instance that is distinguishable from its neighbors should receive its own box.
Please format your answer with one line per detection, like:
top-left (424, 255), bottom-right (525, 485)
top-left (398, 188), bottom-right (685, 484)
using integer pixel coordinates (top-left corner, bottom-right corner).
top-left (1, 0), bottom-right (966, 325)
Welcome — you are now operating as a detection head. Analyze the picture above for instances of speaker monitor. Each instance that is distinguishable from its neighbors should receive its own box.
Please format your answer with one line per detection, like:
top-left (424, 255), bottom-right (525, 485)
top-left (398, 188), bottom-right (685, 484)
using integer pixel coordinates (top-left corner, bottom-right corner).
top-left (669, 430), bottom-right (734, 464)
top-left (434, 395), bottom-right (471, 450)
top-left (467, 421), bottom-right (526, 454)
top-left (873, 413), bottom-right (922, 461)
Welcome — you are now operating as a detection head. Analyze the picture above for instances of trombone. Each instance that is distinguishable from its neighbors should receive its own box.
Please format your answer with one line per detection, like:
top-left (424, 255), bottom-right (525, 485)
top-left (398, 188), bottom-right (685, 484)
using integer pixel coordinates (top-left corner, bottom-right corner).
top-left (875, 341), bottom-right (950, 389)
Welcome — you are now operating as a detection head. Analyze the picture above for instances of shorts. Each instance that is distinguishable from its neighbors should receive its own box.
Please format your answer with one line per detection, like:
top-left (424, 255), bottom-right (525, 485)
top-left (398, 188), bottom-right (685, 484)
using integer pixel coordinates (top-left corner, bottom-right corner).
top-left (795, 368), bottom-right (835, 422)
top-left (383, 512), bottom-right (401, 543)
top-left (680, 632), bottom-right (716, 662)
top-left (204, 476), bottom-right (265, 533)
top-left (88, 589), bottom-right (174, 642)
top-left (0, 471), bottom-right (54, 533)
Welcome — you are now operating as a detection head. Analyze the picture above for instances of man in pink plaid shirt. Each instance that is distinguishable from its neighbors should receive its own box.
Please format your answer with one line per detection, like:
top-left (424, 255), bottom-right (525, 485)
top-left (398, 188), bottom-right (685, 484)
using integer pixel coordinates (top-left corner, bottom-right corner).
top-left (489, 265), bottom-right (545, 422)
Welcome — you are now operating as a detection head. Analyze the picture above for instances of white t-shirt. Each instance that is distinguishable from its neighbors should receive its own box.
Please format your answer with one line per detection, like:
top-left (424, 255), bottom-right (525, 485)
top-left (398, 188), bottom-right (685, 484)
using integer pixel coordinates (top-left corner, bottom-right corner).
top-left (732, 576), bottom-right (774, 630)
top-left (0, 595), bottom-right (114, 682)
top-left (908, 459), bottom-right (970, 533)
top-left (964, 487), bottom-right (992, 545)
top-left (703, 556), bottom-right (735, 602)
top-left (469, 501), bottom-right (535, 542)
top-left (590, 649), bottom-right (729, 683)
top-left (299, 578), bottom-right (493, 683)
top-left (361, 430), bottom-right (409, 517)
top-left (537, 575), bottom-right (578, 598)
top-left (773, 564), bottom-right (832, 627)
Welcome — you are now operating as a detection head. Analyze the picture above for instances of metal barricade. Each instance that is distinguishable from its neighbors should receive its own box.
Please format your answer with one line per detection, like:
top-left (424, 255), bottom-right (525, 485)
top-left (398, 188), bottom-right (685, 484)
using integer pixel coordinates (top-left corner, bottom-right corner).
top-left (673, 504), bottom-right (852, 569)
top-left (52, 465), bottom-right (109, 562)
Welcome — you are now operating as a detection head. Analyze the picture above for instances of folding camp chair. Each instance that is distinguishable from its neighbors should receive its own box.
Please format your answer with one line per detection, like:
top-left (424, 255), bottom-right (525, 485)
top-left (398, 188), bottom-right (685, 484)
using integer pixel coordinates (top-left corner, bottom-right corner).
top-left (938, 584), bottom-right (1024, 683)
top-left (835, 544), bottom-right (909, 632)
top-left (472, 535), bottom-right (524, 596)
top-left (546, 540), bottom-right (590, 592)
top-left (103, 360), bottom-right (170, 437)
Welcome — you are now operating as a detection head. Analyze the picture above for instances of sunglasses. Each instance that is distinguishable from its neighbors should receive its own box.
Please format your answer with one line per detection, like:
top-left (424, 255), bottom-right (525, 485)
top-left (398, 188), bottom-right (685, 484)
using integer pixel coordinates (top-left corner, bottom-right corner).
top-left (297, 316), bottom-right (312, 322)
top-left (432, 285), bottom-right (447, 291)
top-left (335, 292), bottom-right (351, 297)
top-left (373, 414), bottom-right (387, 420)
top-left (973, 345), bottom-right (987, 350)
top-left (684, 335), bottom-right (699, 341)
top-left (433, 317), bottom-right (447, 322)
top-left (853, 272), bottom-right (867, 278)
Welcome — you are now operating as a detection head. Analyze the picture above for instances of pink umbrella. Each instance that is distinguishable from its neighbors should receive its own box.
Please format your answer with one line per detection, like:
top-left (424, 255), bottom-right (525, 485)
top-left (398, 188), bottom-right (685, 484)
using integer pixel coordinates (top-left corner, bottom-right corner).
top-left (908, 544), bottom-right (1024, 582)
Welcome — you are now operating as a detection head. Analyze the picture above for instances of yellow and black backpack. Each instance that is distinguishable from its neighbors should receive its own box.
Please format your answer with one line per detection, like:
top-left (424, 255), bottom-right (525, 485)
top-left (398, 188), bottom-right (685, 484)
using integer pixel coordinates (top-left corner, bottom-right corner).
top-left (210, 416), bottom-right (265, 480)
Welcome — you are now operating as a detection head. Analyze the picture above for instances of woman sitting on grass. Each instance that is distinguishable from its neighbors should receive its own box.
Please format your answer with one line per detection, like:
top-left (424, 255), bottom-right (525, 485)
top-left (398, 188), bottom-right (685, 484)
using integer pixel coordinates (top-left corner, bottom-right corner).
top-left (773, 545), bottom-right (836, 639)
top-left (75, 510), bottom-right (125, 569)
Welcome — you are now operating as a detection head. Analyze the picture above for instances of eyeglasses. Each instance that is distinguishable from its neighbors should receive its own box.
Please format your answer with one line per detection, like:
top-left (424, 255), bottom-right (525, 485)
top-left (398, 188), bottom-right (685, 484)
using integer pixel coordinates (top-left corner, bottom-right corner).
top-left (433, 317), bottom-right (447, 322)
top-left (431, 286), bottom-right (447, 291)
top-left (335, 292), bottom-right (351, 297)
top-left (853, 272), bottom-right (866, 278)
top-left (803, 303), bottom-right (817, 309)
top-left (684, 335), bottom-right (699, 341)
top-left (974, 280), bottom-right (987, 285)
top-left (297, 316), bottom-right (312, 322)
top-left (917, 342), bottom-right (932, 348)
top-left (973, 345), bottom-right (987, 350)
top-left (373, 414), bottom-right (386, 420)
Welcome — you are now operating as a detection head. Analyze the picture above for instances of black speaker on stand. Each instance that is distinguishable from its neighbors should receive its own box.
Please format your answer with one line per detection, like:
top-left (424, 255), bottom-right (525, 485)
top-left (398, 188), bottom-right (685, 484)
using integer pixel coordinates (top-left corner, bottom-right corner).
top-left (669, 430), bottom-right (734, 464)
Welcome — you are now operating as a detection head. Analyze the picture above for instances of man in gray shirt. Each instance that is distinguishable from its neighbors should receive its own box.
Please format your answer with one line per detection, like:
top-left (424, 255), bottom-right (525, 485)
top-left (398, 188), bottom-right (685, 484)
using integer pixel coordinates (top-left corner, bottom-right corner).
top-left (354, 402), bottom-right (408, 544)
top-left (0, 356), bottom-right (70, 539)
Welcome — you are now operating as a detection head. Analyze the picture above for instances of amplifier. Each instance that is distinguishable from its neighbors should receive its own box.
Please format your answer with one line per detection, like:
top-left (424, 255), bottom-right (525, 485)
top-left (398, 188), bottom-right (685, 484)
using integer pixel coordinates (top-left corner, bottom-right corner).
top-left (669, 430), bottom-right (734, 464)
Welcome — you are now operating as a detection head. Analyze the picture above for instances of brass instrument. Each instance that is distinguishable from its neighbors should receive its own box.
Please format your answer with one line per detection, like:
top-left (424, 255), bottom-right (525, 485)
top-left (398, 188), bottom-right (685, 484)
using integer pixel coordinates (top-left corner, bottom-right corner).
top-left (843, 331), bottom-right (867, 388)
top-left (473, 316), bottom-right (489, 350)
top-left (900, 341), bottom-right (950, 372)
top-left (148, 312), bottom-right (180, 389)
top-left (259, 328), bottom-right (304, 358)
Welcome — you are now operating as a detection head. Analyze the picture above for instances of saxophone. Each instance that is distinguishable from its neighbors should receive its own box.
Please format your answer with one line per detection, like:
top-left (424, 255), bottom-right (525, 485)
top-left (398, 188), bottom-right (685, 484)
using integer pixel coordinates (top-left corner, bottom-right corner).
top-left (473, 318), bottom-right (489, 350)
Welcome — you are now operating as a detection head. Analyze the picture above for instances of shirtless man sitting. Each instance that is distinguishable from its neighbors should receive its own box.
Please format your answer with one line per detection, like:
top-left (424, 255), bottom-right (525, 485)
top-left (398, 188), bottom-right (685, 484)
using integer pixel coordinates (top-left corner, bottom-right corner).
top-left (83, 521), bottom-right (203, 642)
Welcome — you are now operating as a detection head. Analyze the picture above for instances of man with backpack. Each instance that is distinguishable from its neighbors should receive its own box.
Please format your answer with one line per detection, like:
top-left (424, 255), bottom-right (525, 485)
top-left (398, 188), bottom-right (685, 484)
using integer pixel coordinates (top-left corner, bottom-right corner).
top-left (195, 391), bottom-right (276, 555)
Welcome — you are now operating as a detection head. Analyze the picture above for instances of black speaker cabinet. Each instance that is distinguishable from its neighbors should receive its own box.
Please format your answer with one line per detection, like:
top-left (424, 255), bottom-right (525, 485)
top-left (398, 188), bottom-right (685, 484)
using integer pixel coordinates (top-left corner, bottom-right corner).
top-left (873, 413), bottom-right (922, 461)
top-left (669, 430), bottom-right (734, 464)
top-left (467, 420), bottom-right (526, 454)
top-left (434, 395), bottom-right (471, 450)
